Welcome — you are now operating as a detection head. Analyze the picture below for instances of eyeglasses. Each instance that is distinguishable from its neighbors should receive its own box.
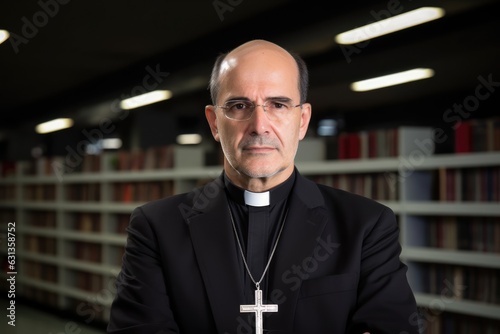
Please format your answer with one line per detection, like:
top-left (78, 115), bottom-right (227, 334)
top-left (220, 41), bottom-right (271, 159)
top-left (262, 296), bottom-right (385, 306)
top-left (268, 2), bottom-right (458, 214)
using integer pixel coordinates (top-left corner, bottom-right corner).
top-left (215, 99), bottom-right (301, 121)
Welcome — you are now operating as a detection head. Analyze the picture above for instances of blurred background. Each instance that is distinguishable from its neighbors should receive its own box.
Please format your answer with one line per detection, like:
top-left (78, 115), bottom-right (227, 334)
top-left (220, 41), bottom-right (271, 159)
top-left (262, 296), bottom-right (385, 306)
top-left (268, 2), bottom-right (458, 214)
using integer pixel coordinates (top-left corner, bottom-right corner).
top-left (0, 0), bottom-right (499, 333)
top-left (1, 0), bottom-right (499, 157)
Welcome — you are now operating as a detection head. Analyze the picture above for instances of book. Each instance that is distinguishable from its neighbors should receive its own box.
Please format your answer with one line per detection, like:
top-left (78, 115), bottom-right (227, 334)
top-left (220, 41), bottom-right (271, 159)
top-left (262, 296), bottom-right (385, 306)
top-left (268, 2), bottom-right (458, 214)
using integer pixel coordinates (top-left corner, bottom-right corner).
top-left (454, 121), bottom-right (472, 153)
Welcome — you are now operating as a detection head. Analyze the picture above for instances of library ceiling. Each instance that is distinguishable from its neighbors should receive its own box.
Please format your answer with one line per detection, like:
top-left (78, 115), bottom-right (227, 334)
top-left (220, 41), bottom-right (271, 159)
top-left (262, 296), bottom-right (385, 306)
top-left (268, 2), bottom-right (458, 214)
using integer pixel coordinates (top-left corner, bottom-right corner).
top-left (0, 0), bottom-right (499, 137)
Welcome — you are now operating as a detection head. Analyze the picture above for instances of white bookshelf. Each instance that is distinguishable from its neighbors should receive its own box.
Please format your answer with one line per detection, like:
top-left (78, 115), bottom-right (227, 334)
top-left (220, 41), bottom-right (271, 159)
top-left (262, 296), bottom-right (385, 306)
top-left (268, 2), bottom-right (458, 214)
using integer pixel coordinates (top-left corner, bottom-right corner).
top-left (0, 131), bottom-right (499, 329)
top-left (415, 292), bottom-right (500, 321)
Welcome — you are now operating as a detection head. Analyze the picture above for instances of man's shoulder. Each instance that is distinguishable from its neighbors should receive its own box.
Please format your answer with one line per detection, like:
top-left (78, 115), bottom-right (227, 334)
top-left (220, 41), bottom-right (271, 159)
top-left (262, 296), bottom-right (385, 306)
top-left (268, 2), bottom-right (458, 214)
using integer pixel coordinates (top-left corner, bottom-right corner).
top-left (139, 191), bottom-right (191, 211)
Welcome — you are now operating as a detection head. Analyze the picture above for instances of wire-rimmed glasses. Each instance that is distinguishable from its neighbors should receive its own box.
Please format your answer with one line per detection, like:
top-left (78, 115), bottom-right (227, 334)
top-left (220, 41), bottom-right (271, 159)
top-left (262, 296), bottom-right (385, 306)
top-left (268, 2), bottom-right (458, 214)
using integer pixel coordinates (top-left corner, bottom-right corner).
top-left (215, 99), bottom-right (301, 121)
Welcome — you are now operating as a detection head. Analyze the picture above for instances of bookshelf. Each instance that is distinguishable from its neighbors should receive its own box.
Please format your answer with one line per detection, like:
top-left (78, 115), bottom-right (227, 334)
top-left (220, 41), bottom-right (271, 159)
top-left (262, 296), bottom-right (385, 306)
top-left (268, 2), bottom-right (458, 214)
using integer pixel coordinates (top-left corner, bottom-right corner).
top-left (0, 123), bottom-right (499, 332)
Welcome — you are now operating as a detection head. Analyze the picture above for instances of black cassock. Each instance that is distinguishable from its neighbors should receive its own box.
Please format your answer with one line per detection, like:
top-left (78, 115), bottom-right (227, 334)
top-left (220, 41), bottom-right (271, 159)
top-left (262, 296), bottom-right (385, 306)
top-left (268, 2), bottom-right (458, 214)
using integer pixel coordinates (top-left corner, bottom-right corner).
top-left (224, 171), bottom-right (295, 304)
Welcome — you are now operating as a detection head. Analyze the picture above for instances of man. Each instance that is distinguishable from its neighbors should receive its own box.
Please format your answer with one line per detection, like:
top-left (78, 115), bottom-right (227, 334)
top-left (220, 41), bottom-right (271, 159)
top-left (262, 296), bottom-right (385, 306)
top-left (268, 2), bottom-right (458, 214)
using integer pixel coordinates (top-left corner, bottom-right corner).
top-left (108, 39), bottom-right (419, 334)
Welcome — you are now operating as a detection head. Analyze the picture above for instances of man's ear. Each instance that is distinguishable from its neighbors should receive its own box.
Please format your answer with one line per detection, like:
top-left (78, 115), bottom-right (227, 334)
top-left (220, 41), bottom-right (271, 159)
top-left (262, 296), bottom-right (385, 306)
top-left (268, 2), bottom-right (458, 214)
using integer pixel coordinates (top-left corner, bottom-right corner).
top-left (298, 103), bottom-right (312, 140)
top-left (205, 105), bottom-right (220, 142)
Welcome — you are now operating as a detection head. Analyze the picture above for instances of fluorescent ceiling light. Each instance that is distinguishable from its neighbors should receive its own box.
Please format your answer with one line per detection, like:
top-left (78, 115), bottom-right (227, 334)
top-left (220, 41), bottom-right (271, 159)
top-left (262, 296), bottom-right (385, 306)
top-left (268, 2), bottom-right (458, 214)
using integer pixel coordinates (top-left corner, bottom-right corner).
top-left (101, 138), bottom-right (122, 149)
top-left (0, 30), bottom-right (9, 45)
top-left (335, 7), bottom-right (445, 44)
top-left (120, 90), bottom-right (172, 110)
top-left (351, 68), bottom-right (435, 92)
top-left (176, 133), bottom-right (202, 145)
top-left (35, 118), bottom-right (74, 134)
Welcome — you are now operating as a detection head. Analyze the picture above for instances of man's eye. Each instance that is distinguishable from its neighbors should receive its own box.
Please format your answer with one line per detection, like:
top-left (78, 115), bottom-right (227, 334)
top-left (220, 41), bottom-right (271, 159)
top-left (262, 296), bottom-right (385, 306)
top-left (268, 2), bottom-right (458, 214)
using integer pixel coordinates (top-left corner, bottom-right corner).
top-left (270, 102), bottom-right (288, 110)
top-left (229, 103), bottom-right (250, 110)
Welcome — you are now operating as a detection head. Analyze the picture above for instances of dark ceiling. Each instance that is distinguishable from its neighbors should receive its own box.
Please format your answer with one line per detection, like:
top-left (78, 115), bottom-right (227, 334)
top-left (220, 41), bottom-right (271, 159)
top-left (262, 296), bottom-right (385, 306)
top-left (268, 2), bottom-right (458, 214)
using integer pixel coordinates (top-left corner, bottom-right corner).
top-left (1, 0), bottom-right (499, 156)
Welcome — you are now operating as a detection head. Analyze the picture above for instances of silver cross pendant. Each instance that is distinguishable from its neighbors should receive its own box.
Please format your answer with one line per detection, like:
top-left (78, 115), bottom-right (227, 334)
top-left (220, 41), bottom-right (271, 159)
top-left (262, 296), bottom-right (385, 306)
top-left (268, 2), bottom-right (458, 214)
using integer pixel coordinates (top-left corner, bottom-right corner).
top-left (240, 287), bottom-right (278, 334)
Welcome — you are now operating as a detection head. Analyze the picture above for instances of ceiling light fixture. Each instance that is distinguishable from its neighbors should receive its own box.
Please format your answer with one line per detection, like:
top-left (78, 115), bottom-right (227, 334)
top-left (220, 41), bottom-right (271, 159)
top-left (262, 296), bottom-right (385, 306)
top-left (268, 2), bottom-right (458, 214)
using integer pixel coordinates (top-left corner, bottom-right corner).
top-left (0, 30), bottom-right (10, 45)
top-left (176, 133), bottom-right (202, 145)
top-left (35, 118), bottom-right (74, 134)
top-left (119, 90), bottom-right (172, 110)
top-left (351, 68), bottom-right (435, 92)
top-left (101, 138), bottom-right (122, 149)
top-left (335, 7), bottom-right (445, 45)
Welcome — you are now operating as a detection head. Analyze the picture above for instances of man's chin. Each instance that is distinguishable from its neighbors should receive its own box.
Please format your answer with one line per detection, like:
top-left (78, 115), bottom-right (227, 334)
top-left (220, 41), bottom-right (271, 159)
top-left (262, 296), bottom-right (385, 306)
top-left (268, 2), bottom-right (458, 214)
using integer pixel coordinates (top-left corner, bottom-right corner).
top-left (238, 164), bottom-right (286, 179)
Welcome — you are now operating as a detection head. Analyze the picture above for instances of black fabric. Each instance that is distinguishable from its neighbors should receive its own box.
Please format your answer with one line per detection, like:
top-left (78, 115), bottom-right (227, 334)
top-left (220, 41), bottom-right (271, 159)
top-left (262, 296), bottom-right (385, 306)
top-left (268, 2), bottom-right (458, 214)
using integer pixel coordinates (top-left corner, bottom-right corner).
top-left (108, 169), bottom-right (420, 334)
top-left (247, 205), bottom-right (267, 281)
top-left (224, 171), bottom-right (295, 302)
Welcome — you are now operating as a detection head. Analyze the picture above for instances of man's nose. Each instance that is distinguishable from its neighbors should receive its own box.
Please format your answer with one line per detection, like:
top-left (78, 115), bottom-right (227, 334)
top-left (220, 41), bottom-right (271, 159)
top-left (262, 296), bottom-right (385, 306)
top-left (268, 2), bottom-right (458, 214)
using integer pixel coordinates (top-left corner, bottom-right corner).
top-left (248, 104), bottom-right (271, 134)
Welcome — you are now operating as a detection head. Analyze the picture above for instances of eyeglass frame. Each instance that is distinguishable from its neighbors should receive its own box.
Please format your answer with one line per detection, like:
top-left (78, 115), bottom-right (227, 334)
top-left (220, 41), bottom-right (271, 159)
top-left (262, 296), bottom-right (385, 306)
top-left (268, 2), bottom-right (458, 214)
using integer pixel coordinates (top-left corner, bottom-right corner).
top-left (213, 99), bottom-right (302, 121)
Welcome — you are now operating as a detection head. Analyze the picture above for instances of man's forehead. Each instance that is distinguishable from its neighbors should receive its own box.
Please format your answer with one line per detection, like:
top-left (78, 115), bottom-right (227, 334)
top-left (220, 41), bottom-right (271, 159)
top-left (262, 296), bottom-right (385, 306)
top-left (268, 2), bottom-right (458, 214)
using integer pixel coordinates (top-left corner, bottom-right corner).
top-left (219, 48), bottom-right (295, 78)
top-left (219, 57), bottom-right (238, 77)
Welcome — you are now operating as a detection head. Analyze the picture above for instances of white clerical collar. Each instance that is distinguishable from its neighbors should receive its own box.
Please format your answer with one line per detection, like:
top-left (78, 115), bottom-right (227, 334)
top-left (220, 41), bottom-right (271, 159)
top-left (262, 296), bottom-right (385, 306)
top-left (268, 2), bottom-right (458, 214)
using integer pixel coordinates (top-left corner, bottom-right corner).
top-left (244, 190), bottom-right (270, 207)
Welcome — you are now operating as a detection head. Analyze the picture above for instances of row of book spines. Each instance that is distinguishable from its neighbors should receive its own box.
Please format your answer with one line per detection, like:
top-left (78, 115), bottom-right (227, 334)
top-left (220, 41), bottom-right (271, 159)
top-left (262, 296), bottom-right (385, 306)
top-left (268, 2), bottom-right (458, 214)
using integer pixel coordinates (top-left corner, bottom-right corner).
top-left (14, 182), bottom-right (176, 202)
top-left (34, 154), bottom-right (102, 175)
top-left (65, 183), bottom-right (101, 201)
top-left (425, 264), bottom-right (499, 305)
top-left (2, 144), bottom-right (178, 177)
top-left (22, 211), bottom-right (57, 228)
top-left (115, 145), bottom-right (176, 171)
top-left (336, 128), bottom-right (399, 159)
top-left (75, 271), bottom-right (105, 292)
top-left (24, 235), bottom-right (57, 255)
top-left (20, 183), bottom-right (102, 201)
top-left (74, 242), bottom-right (102, 263)
top-left (18, 287), bottom-right (59, 308)
top-left (21, 261), bottom-right (105, 293)
top-left (17, 241), bottom-right (124, 271)
top-left (73, 213), bottom-right (129, 233)
top-left (23, 237), bottom-right (101, 261)
top-left (437, 167), bottom-right (500, 202)
top-left (426, 217), bottom-right (500, 253)
top-left (310, 173), bottom-right (398, 201)
top-left (0, 213), bottom-right (15, 231)
top-left (419, 310), bottom-right (500, 334)
top-left (308, 167), bottom-right (500, 202)
top-left (454, 116), bottom-right (500, 153)
top-left (0, 155), bottom-right (101, 177)
top-left (22, 260), bottom-right (58, 282)
top-left (21, 212), bottom-right (129, 233)
top-left (0, 184), bottom-right (15, 200)
top-left (22, 184), bottom-right (57, 201)
top-left (113, 181), bottom-right (174, 202)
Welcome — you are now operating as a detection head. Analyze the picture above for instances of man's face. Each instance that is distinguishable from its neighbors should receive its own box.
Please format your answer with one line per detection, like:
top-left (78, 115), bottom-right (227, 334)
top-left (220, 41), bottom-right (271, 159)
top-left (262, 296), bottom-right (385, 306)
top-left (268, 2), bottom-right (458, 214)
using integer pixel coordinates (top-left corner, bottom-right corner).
top-left (206, 45), bottom-right (311, 189)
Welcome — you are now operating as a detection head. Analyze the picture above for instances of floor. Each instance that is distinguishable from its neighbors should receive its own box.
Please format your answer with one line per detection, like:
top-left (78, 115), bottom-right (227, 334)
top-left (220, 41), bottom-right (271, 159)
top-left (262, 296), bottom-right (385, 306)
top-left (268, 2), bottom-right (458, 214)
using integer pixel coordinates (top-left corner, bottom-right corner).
top-left (1, 298), bottom-right (107, 334)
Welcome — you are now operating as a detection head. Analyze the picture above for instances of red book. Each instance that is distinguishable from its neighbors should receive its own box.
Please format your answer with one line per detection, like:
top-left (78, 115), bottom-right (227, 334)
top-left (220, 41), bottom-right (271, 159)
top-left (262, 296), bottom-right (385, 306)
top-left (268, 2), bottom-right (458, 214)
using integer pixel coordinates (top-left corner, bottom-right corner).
top-left (122, 183), bottom-right (133, 202)
top-left (348, 133), bottom-right (361, 159)
top-left (338, 133), bottom-right (349, 159)
top-left (454, 121), bottom-right (472, 153)
top-left (368, 131), bottom-right (377, 158)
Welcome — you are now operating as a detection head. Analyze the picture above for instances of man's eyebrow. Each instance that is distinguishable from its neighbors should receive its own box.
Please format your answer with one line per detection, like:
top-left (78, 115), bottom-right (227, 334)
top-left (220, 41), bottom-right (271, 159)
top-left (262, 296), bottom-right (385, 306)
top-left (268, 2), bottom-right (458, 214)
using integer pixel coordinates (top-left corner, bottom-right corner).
top-left (224, 96), bottom-right (293, 103)
top-left (224, 96), bottom-right (252, 103)
top-left (266, 96), bottom-right (293, 102)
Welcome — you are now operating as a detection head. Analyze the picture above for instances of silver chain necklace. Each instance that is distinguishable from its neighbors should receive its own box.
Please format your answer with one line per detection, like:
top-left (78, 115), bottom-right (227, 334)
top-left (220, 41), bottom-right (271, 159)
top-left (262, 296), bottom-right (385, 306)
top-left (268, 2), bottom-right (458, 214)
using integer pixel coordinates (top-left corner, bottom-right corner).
top-left (227, 205), bottom-right (288, 287)
top-left (227, 205), bottom-right (288, 334)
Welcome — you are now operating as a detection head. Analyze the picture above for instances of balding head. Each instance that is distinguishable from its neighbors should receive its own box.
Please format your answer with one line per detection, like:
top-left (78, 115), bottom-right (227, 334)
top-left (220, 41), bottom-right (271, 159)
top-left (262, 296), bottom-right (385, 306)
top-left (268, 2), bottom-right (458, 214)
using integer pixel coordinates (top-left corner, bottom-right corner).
top-left (209, 39), bottom-right (309, 105)
top-left (224, 39), bottom-right (292, 63)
